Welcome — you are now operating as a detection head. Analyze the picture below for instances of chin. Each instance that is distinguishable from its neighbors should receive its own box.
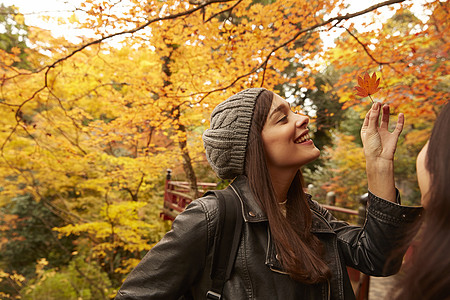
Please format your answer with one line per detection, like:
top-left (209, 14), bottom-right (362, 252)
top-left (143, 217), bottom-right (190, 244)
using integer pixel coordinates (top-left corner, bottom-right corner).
top-left (305, 156), bottom-right (319, 165)
top-left (311, 148), bottom-right (321, 160)
top-left (300, 152), bottom-right (320, 166)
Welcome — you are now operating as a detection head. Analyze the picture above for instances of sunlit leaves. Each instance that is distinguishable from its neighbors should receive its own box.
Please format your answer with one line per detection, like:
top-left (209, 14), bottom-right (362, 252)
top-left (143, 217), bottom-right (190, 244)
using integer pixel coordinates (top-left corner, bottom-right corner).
top-left (328, 1), bottom-right (449, 116)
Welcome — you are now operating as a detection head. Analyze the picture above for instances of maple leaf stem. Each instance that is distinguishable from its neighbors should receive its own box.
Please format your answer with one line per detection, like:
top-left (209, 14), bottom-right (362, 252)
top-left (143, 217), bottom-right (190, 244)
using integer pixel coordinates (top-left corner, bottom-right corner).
top-left (368, 94), bottom-right (374, 103)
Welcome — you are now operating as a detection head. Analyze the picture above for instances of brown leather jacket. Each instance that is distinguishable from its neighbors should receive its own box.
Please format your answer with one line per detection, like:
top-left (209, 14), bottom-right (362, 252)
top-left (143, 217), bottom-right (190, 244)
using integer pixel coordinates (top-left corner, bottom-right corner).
top-left (116, 175), bottom-right (422, 300)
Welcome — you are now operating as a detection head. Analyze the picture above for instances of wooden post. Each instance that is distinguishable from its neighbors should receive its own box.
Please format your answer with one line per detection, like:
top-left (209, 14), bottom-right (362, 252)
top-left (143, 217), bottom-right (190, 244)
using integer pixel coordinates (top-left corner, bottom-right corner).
top-left (164, 169), bottom-right (172, 202)
top-left (161, 169), bottom-right (173, 221)
top-left (326, 191), bottom-right (336, 206)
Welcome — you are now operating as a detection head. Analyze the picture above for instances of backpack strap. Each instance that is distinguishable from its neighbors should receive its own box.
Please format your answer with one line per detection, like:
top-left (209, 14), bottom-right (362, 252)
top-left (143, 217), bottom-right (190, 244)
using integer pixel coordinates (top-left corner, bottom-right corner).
top-left (205, 186), bottom-right (243, 300)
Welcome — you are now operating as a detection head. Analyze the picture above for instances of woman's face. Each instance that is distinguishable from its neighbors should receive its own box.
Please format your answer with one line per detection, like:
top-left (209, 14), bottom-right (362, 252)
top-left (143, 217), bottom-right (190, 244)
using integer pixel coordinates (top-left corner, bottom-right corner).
top-left (416, 141), bottom-right (431, 206)
top-left (261, 93), bottom-right (320, 178)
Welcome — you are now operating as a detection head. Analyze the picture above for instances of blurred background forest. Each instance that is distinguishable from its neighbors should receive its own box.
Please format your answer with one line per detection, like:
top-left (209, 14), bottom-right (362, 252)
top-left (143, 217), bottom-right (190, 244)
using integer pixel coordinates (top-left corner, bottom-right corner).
top-left (0, 0), bottom-right (448, 298)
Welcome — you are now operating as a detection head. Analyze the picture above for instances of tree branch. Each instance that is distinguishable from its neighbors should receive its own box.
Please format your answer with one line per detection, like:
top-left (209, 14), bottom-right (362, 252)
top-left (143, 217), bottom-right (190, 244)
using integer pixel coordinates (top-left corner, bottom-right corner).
top-left (205, 0), bottom-right (244, 23)
top-left (1, 0), bottom-right (408, 150)
top-left (341, 26), bottom-right (404, 76)
top-left (259, 0), bottom-right (407, 85)
top-left (43, 0), bottom-right (236, 73)
top-left (167, 0), bottom-right (408, 101)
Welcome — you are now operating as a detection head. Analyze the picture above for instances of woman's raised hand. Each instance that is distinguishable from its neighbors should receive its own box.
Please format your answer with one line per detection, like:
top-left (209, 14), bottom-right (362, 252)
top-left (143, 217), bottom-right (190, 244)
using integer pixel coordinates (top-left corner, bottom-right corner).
top-left (361, 102), bottom-right (404, 162)
top-left (361, 102), bottom-right (404, 202)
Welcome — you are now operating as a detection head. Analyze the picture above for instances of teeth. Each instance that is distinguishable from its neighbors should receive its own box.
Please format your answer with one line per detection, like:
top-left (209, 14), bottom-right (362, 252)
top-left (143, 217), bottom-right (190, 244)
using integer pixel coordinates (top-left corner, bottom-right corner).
top-left (295, 133), bottom-right (310, 144)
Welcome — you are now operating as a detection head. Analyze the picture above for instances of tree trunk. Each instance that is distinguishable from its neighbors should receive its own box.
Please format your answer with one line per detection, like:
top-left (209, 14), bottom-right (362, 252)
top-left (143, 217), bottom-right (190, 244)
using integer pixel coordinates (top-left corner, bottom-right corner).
top-left (162, 43), bottom-right (199, 198)
top-left (178, 122), bottom-right (200, 198)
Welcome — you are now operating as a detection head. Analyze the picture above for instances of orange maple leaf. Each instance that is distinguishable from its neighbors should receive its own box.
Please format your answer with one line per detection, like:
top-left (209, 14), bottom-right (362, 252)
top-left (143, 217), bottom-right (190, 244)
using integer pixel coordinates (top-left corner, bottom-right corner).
top-left (354, 72), bottom-right (381, 102)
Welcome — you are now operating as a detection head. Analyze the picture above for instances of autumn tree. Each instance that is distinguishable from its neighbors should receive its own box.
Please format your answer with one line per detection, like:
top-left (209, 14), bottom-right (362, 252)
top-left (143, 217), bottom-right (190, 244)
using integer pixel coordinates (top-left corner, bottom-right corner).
top-left (0, 0), bottom-right (447, 296)
top-left (328, 2), bottom-right (448, 115)
top-left (320, 1), bottom-right (449, 205)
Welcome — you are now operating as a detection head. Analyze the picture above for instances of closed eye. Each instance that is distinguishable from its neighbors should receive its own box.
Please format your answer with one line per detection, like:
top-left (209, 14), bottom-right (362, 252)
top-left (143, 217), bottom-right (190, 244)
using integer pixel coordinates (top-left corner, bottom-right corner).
top-left (277, 115), bottom-right (287, 123)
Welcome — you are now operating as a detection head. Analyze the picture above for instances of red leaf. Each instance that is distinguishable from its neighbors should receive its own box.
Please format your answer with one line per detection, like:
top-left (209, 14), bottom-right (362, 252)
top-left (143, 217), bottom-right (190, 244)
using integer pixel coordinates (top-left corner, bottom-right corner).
top-left (354, 72), bottom-right (381, 100)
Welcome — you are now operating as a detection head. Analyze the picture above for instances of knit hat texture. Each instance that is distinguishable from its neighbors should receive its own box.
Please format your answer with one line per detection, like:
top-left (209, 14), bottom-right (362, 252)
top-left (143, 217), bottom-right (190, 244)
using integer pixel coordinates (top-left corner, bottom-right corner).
top-left (203, 88), bottom-right (267, 179)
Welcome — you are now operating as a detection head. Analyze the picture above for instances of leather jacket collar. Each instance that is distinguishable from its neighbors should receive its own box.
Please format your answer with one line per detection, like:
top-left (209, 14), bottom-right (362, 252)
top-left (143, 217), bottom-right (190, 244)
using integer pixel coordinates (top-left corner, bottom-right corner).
top-left (230, 175), bottom-right (334, 234)
top-left (230, 175), bottom-right (267, 222)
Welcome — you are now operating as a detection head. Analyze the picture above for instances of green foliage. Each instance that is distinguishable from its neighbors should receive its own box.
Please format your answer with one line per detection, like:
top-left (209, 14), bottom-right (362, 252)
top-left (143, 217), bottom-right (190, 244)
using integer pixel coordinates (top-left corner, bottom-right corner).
top-left (21, 256), bottom-right (113, 300)
top-left (0, 195), bottom-right (75, 278)
top-left (338, 108), bottom-right (365, 146)
top-left (23, 274), bottom-right (79, 300)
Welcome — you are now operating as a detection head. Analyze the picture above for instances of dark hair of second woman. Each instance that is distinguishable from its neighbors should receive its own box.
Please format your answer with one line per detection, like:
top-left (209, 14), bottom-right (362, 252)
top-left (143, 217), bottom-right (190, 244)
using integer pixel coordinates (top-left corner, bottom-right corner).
top-left (393, 102), bottom-right (450, 300)
top-left (244, 90), bottom-right (331, 284)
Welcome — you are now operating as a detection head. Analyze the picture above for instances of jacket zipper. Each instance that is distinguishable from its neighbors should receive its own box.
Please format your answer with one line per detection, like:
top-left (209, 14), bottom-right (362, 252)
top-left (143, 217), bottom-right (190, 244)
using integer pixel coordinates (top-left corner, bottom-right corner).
top-left (266, 227), bottom-right (290, 275)
top-left (267, 220), bottom-right (332, 299)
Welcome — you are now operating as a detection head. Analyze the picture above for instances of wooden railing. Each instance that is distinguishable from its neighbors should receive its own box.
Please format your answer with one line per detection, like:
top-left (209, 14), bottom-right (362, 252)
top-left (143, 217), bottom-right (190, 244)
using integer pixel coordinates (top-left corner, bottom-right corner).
top-left (161, 170), bottom-right (370, 299)
top-left (161, 170), bottom-right (218, 221)
top-left (161, 178), bottom-right (366, 223)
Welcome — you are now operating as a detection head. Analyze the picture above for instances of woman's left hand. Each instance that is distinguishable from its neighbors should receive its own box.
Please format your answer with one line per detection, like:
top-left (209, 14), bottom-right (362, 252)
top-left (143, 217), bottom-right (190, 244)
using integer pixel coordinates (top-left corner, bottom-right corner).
top-left (361, 102), bottom-right (404, 162)
top-left (361, 102), bottom-right (404, 202)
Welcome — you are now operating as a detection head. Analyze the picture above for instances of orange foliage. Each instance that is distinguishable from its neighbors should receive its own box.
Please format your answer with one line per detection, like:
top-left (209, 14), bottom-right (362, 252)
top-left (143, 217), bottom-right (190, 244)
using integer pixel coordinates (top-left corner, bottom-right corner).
top-left (328, 1), bottom-right (449, 117)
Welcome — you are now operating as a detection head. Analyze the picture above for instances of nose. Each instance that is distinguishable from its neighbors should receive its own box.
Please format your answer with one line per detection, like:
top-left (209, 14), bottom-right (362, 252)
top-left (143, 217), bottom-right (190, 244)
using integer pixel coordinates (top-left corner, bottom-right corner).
top-left (295, 113), bottom-right (309, 128)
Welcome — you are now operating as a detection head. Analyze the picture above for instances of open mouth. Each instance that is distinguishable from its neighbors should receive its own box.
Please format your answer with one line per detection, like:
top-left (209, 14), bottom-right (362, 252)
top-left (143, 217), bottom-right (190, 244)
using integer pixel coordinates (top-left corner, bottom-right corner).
top-left (294, 132), bottom-right (311, 144)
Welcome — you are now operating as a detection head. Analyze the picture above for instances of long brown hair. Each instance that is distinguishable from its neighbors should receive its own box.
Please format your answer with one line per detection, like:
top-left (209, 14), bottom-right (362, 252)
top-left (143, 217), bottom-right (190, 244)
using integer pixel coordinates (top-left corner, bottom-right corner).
top-left (394, 102), bottom-right (450, 300)
top-left (244, 90), bottom-right (331, 284)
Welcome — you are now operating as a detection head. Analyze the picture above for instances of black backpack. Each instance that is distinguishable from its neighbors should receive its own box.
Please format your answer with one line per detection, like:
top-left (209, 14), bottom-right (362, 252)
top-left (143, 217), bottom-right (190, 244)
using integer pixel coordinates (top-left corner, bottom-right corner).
top-left (204, 186), bottom-right (243, 300)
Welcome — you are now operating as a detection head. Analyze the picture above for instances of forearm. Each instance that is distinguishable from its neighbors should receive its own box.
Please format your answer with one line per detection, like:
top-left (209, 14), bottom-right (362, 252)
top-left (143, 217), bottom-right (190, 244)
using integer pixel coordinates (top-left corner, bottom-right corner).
top-left (366, 159), bottom-right (396, 203)
top-left (335, 192), bottom-right (423, 276)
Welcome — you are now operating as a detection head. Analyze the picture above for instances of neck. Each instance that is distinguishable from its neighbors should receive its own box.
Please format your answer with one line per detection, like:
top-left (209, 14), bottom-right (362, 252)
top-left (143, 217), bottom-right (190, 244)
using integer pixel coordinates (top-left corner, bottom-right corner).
top-left (269, 169), bottom-right (298, 203)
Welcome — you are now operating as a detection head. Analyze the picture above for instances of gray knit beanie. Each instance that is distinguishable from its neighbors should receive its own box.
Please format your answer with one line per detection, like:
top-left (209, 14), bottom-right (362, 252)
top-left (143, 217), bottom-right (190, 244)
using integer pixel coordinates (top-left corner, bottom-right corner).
top-left (202, 88), bottom-right (267, 179)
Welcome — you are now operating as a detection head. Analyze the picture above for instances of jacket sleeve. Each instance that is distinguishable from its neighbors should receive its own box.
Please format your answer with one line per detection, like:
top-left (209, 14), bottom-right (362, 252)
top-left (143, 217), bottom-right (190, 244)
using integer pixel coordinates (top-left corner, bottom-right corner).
top-left (313, 191), bottom-right (423, 276)
top-left (115, 197), bottom-right (218, 300)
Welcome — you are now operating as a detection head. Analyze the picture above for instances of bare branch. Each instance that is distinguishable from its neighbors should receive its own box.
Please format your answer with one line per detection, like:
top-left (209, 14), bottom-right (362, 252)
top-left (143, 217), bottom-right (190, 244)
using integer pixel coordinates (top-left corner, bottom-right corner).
top-left (342, 27), bottom-right (390, 65)
top-left (259, 0), bottom-right (407, 85)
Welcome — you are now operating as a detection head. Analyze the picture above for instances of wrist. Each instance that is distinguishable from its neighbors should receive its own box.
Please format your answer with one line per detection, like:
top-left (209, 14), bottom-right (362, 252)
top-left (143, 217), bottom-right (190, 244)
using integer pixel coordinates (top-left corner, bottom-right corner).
top-left (366, 160), bottom-right (396, 202)
top-left (365, 158), bottom-right (394, 172)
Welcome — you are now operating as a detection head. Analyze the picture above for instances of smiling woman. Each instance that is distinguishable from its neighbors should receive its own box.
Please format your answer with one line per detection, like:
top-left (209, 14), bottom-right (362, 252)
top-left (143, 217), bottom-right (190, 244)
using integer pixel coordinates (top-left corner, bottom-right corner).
top-left (261, 93), bottom-right (321, 192)
top-left (115, 87), bottom-right (423, 300)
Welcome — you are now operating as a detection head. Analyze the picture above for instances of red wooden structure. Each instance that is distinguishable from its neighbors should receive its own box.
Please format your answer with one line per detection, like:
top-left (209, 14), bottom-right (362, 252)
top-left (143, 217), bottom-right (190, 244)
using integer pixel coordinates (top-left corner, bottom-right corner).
top-left (161, 172), bottom-right (370, 299)
top-left (161, 176), bottom-right (217, 221)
